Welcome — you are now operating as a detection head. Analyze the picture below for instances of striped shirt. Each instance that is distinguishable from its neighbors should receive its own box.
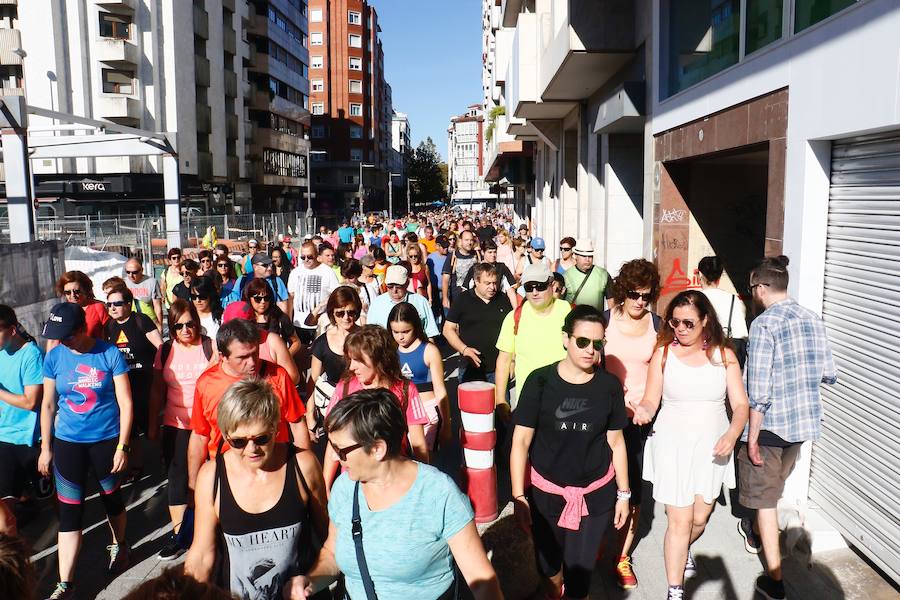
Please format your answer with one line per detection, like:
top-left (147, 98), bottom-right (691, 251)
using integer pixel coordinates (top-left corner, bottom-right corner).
top-left (743, 298), bottom-right (837, 443)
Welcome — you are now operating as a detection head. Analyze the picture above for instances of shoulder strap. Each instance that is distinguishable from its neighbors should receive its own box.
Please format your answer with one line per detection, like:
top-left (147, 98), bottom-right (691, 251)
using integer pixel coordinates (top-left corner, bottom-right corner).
top-left (201, 336), bottom-right (214, 361)
top-left (342, 378), bottom-right (350, 398)
top-left (513, 300), bottom-right (525, 336)
top-left (726, 295), bottom-right (735, 338)
top-left (651, 312), bottom-right (662, 332)
top-left (400, 379), bottom-right (410, 414)
top-left (352, 482), bottom-right (379, 600)
top-left (160, 340), bottom-right (174, 367)
top-left (570, 265), bottom-right (593, 304)
top-left (661, 344), bottom-right (670, 373)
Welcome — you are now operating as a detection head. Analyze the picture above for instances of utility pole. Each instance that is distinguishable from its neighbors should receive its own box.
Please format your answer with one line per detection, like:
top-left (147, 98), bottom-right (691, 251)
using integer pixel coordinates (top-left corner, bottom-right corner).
top-left (388, 172), bottom-right (401, 218)
top-left (358, 162), bottom-right (375, 218)
top-left (407, 177), bottom-right (418, 215)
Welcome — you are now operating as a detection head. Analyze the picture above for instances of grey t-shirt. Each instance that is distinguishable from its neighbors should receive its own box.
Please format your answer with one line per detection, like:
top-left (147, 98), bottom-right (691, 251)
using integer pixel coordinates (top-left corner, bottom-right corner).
top-left (125, 275), bottom-right (161, 323)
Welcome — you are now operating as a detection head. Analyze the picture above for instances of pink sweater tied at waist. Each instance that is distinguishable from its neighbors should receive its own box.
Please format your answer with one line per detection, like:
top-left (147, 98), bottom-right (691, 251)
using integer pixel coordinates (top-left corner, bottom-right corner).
top-left (529, 463), bottom-right (616, 531)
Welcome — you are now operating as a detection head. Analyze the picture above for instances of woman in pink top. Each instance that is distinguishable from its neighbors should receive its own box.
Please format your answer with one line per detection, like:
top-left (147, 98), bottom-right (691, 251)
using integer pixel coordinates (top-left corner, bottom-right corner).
top-left (149, 299), bottom-right (217, 560)
top-left (322, 325), bottom-right (429, 490)
top-left (602, 258), bottom-right (661, 590)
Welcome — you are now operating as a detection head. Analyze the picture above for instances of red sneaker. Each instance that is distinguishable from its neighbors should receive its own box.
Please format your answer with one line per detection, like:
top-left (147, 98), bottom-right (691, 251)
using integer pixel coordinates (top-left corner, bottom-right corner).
top-left (616, 556), bottom-right (638, 589)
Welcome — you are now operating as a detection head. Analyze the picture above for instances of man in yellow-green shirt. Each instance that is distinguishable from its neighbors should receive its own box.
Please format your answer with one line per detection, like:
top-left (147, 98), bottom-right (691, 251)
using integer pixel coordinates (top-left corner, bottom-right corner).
top-left (495, 263), bottom-right (571, 415)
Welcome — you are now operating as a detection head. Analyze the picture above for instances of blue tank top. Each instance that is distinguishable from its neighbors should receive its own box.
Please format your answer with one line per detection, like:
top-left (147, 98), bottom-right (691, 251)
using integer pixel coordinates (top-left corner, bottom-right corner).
top-left (398, 342), bottom-right (431, 387)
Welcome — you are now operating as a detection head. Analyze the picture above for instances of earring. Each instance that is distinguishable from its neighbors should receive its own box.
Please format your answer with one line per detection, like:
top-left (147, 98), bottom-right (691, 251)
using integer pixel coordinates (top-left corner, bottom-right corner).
top-left (703, 338), bottom-right (710, 350)
top-left (672, 337), bottom-right (680, 346)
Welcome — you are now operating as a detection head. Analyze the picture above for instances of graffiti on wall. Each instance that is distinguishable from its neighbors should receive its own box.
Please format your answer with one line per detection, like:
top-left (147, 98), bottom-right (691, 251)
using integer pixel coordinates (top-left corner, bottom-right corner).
top-left (660, 258), bottom-right (702, 295)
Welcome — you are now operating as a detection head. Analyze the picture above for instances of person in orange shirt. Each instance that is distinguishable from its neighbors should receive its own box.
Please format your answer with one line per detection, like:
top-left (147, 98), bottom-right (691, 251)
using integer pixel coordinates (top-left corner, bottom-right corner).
top-left (186, 318), bottom-right (310, 496)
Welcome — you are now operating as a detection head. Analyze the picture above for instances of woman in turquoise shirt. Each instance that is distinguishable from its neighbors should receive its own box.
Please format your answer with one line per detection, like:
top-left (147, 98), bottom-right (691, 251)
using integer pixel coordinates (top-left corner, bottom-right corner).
top-left (285, 388), bottom-right (502, 600)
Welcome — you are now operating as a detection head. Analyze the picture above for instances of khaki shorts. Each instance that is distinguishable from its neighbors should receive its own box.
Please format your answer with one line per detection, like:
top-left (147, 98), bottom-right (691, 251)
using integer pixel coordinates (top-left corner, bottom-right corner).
top-left (737, 442), bottom-right (801, 510)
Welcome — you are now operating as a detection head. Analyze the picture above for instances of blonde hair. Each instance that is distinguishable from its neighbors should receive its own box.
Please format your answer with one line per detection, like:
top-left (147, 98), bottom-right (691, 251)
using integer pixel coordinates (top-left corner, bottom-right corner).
top-left (217, 378), bottom-right (281, 437)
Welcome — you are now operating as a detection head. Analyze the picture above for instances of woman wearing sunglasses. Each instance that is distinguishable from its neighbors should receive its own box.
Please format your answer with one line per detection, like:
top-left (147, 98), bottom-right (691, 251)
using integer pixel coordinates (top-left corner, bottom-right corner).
top-left (306, 287), bottom-right (362, 444)
top-left (322, 325), bottom-right (430, 490)
top-left (602, 258), bottom-right (662, 590)
top-left (212, 257), bottom-right (238, 307)
top-left (632, 290), bottom-right (749, 600)
top-left (405, 245), bottom-right (432, 301)
top-left (285, 388), bottom-right (501, 600)
top-left (55, 270), bottom-right (108, 342)
top-left (171, 259), bottom-right (199, 303)
top-left (185, 378), bottom-right (327, 600)
top-left (510, 305), bottom-right (631, 600)
top-left (243, 278), bottom-right (301, 359)
top-left (196, 250), bottom-right (215, 278)
top-left (149, 299), bottom-right (217, 561)
top-left (190, 277), bottom-right (223, 340)
top-left (104, 284), bottom-right (163, 482)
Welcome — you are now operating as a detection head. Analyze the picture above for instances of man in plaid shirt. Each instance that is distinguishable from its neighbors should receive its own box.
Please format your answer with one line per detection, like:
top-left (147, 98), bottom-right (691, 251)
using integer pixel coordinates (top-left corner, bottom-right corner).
top-left (737, 256), bottom-right (836, 600)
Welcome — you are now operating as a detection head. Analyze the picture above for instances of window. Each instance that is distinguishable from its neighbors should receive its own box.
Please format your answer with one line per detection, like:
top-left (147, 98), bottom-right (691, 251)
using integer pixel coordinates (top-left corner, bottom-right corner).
top-left (344, 174), bottom-right (358, 185)
top-left (265, 40), bottom-right (308, 77)
top-left (268, 6), bottom-right (304, 44)
top-left (312, 151), bottom-right (327, 162)
top-left (311, 102), bottom-right (325, 115)
top-left (745, 0), bottom-right (783, 55)
top-left (264, 148), bottom-right (307, 178)
top-left (350, 125), bottom-right (363, 139)
top-left (310, 8), bottom-right (323, 22)
top-left (666, 0), bottom-right (740, 97)
top-left (349, 80), bottom-right (363, 94)
top-left (311, 55), bottom-right (323, 69)
top-left (268, 76), bottom-right (307, 107)
top-left (794, 0), bottom-right (855, 32)
top-left (350, 148), bottom-right (363, 161)
top-left (311, 79), bottom-right (324, 92)
top-left (349, 103), bottom-right (363, 116)
top-left (102, 68), bottom-right (134, 94)
top-left (349, 34), bottom-right (362, 48)
top-left (349, 57), bottom-right (362, 70)
top-left (99, 13), bottom-right (131, 39)
top-left (267, 112), bottom-right (304, 137)
top-left (348, 10), bottom-right (362, 25)
top-left (310, 32), bottom-right (324, 45)
top-left (312, 125), bottom-right (326, 138)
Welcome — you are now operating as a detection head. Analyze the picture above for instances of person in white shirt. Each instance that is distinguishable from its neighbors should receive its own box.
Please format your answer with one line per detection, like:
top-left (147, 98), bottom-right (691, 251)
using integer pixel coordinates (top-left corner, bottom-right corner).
top-left (287, 241), bottom-right (340, 344)
top-left (698, 256), bottom-right (749, 340)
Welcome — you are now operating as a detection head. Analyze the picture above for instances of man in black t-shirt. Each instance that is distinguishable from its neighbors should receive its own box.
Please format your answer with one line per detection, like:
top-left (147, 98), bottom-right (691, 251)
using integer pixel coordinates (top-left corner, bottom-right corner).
top-left (443, 263), bottom-right (512, 383)
top-left (441, 230), bottom-right (480, 309)
top-left (462, 240), bottom-right (518, 307)
top-left (476, 217), bottom-right (497, 245)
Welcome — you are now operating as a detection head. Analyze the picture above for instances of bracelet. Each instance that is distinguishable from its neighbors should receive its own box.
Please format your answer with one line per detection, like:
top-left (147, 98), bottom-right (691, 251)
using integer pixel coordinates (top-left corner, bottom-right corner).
top-left (116, 443), bottom-right (131, 454)
top-left (461, 346), bottom-right (468, 355)
top-left (616, 489), bottom-right (632, 500)
top-left (514, 494), bottom-right (527, 501)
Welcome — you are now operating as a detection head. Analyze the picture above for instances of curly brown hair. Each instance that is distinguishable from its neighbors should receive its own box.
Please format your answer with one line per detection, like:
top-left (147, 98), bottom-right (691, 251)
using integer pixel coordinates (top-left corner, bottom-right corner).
top-left (341, 324), bottom-right (402, 385)
top-left (611, 259), bottom-right (661, 305)
top-left (657, 290), bottom-right (731, 365)
top-left (56, 271), bottom-right (95, 300)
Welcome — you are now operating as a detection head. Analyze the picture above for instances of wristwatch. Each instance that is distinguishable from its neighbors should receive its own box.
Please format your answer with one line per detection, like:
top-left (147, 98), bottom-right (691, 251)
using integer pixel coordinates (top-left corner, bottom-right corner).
top-left (116, 443), bottom-right (131, 454)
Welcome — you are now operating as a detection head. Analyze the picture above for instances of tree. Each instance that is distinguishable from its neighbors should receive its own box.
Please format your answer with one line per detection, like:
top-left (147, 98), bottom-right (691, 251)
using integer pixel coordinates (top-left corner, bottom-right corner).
top-left (407, 137), bottom-right (448, 211)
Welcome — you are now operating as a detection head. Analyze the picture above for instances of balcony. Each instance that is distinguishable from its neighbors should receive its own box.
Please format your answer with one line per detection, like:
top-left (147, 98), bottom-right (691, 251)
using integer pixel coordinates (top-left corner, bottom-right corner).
top-left (195, 55), bottom-right (210, 87)
top-left (193, 4), bottom-right (209, 39)
top-left (96, 96), bottom-right (140, 121)
top-left (244, 120), bottom-right (255, 139)
top-left (224, 70), bottom-right (237, 97)
top-left (221, 0), bottom-right (235, 11)
top-left (95, 38), bottom-right (139, 66)
top-left (501, 0), bottom-right (524, 28)
top-left (507, 12), bottom-right (575, 121)
top-left (226, 114), bottom-right (239, 139)
top-left (223, 27), bottom-right (237, 55)
top-left (0, 29), bottom-right (23, 65)
top-left (196, 104), bottom-right (211, 134)
top-left (539, 0), bottom-right (634, 101)
top-left (0, 87), bottom-right (25, 97)
top-left (247, 12), bottom-right (267, 37)
top-left (95, 0), bottom-right (136, 9)
top-left (198, 151), bottom-right (213, 179)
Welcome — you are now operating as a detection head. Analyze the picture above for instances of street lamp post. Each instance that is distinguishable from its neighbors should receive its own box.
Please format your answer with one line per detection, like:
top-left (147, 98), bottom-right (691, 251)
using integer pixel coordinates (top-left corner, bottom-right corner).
top-left (304, 138), bottom-right (326, 236)
top-left (407, 177), bottom-right (418, 215)
top-left (388, 172), bottom-right (401, 218)
top-left (358, 162), bottom-right (375, 217)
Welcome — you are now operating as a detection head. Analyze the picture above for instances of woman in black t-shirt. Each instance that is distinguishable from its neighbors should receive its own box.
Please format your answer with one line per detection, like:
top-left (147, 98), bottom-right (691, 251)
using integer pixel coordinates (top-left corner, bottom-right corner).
top-left (510, 305), bottom-right (630, 600)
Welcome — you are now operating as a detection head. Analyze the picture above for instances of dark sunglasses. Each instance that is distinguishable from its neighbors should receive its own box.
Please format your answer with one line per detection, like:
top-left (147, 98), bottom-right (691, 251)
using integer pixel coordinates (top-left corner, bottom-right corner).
top-left (668, 318), bottom-right (697, 330)
top-left (200, 258), bottom-right (212, 263)
top-left (64, 289), bottom-right (83, 297)
top-left (173, 321), bottom-right (197, 331)
top-left (125, 270), bottom-right (141, 275)
top-left (190, 293), bottom-right (209, 301)
top-left (559, 246), bottom-right (573, 252)
top-left (106, 300), bottom-right (127, 308)
top-left (572, 336), bottom-right (605, 351)
top-left (217, 262), bottom-right (230, 268)
top-left (330, 440), bottom-right (364, 461)
top-left (228, 433), bottom-right (273, 449)
top-left (523, 280), bottom-right (550, 293)
top-left (301, 254), bottom-right (317, 260)
top-left (169, 255), bottom-right (181, 260)
top-left (333, 309), bottom-right (358, 319)
top-left (626, 290), bottom-right (653, 303)
top-left (180, 271), bottom-right (195, 277)
top-left (251, 294), bottom-right (272, 302)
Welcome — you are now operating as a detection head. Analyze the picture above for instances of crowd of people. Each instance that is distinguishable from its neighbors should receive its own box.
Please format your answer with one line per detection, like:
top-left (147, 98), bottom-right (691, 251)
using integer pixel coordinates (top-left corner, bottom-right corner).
top-left (0, 208), bottom-right (837, 600)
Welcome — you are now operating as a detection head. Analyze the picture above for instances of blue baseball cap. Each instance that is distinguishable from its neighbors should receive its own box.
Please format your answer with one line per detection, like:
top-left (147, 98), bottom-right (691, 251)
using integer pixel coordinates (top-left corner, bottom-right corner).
top-left (42, 302), bottom-right (86, 340)
top-left (531, 237), bottom-right (546, 250)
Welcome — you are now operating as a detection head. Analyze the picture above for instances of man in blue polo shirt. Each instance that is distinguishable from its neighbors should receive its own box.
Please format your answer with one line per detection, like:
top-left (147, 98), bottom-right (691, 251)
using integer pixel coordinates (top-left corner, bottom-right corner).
top-left (230, 253), bottom-right (290, 314)
top-left (367, 265), bottom-right (439, 338)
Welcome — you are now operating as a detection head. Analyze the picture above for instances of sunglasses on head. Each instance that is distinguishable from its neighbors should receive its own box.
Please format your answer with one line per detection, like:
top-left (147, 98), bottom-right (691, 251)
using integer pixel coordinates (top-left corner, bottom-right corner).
top-left (227, 433), bottom-right (273, 449)
top-left (106, 300), bottom-right (127, 308)
top-left (626, 290), bottom-right (653, 303)
top-left (251, 294), bottom-right (272, 302)
top-left (173, 321), bottom-right (197, 331)
top-left (64, 289), bottom-right (83, 297)
top-left (572, 336), bottom-right (605, 351)
top-left (330, 440), bottom-right (364, 461)
top-left (523, 280), bottom-right (550, 293)
top-left (668, 318), bottom-right (697, 330)
top-left (125, 270), bottom-right (141, 275)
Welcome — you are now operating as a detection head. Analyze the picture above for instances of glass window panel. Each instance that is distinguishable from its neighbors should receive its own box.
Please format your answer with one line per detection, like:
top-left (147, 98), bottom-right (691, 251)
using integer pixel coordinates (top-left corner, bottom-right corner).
top-left (794, 0), bottom-right (855, 32)
top-left (666, 0), bottom-right (740, 97)
top-left (745, 0), bottom-right (783, 54)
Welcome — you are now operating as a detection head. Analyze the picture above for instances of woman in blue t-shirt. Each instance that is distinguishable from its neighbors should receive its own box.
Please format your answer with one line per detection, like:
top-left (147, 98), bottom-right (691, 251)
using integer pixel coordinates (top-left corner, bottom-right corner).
top-left (37, 303), bottom-right (134, 600)
top-left (284, 388), bottom-right (502, 600)
top-left (0, 305), bottom-right (44, 536)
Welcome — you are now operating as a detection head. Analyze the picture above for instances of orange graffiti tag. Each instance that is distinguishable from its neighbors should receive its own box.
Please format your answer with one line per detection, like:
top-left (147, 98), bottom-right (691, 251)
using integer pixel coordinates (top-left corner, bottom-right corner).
top-left (661, 258), bottom-right (702, 295)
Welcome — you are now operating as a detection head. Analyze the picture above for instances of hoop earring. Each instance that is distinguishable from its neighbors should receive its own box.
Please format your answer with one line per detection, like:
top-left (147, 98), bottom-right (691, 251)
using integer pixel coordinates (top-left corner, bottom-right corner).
top-left (703, 338), bottom-right (710, 350)
top-left (672, 337), bottom-right (680, 346)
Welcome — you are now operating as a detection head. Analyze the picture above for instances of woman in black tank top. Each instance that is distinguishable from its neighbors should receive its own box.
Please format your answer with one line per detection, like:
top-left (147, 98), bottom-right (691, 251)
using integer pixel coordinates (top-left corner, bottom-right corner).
top-left (185, 379), bottom-right (328, 600)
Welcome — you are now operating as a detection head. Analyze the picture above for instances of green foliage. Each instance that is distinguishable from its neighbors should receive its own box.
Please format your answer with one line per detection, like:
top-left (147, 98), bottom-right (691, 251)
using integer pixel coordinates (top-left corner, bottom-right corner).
top-left (485, 106), bottom-right (506, 144)
top-left (407, 137), bottom-right (448, 211)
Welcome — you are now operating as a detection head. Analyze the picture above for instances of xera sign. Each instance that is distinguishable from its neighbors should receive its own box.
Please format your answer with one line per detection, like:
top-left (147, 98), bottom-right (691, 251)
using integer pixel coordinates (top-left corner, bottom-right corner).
top-left (80, 181), bottom-right (109, 192)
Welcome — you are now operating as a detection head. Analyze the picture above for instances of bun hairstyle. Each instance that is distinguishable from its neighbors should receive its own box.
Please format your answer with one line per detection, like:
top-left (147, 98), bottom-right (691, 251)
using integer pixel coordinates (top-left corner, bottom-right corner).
top-left (751, 255), bottom-right (790, 292)
top-left (697, 256), bottom-right (724, 283)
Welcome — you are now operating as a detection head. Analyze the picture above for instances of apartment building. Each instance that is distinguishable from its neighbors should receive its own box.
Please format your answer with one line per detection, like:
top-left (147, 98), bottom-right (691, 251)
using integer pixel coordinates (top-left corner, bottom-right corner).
top-left (306, 0), bottom-right (389, 217)
top-left (485, 0), bottom-right (900, 583)
top-left (447, 104), bottom-right (491, 205)
top-left (0, 0), bottom-right (310, 217)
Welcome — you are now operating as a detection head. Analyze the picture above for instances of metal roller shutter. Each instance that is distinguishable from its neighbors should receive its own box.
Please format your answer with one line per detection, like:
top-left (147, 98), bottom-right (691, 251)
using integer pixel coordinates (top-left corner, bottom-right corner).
top-left (813, 130), bottom-right (900, 583)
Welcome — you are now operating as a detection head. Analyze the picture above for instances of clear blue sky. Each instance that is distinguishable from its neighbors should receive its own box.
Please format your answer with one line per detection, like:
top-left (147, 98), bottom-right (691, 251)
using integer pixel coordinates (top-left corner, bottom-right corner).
top-left (375, 0), bottom-right (483, 161)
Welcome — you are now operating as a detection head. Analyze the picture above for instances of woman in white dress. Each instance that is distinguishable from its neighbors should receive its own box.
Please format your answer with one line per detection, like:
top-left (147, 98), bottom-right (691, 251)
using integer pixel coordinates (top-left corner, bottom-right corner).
top-left (633, 290), bottom-right (748, 600)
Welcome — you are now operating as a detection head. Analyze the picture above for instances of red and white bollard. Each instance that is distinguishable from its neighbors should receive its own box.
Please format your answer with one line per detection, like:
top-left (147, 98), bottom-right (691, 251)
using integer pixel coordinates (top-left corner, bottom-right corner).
top-left (458, 381), bottom-right (498, 523)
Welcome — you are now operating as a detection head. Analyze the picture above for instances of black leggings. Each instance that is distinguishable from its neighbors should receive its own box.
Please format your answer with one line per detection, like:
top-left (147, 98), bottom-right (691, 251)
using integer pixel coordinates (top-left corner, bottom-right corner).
top-left (162, 426), bottom-right (192, 506)
top-left (530, 488), bottom-right (614, 599)
top-left (52, 437), bottom-right (125, 532)
top-left (0, 441), bottom-right (39, 499)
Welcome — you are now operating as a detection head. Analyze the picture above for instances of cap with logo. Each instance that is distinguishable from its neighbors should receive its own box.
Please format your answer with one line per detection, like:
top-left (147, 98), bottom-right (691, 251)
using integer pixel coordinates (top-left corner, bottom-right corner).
top-left (573, 238), bottom-right (595, 257)
top-left (521, 263), bottom-right (553, 286)
top-left (42, 303), bottom-right (86, 340)
top-left (251, 253), bottom-right (273, 266)
top-left (385, 265), bottom-right (410, 286)
top-left (222, 301), bottom-right (254, 323)
top-left (530, 237), bottom-right (546, 250)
